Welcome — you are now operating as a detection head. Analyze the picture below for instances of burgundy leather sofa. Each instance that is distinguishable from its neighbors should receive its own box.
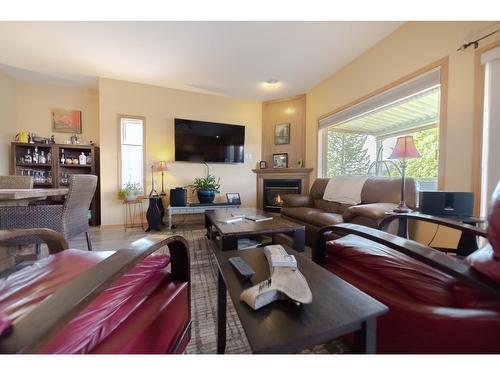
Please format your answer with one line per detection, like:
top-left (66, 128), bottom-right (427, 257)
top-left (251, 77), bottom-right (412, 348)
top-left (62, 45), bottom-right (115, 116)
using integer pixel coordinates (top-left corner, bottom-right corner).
top-left (313, 187), bottom-right (500, 353)
top-left (0, 230), bottom-right (191, 354)
top-left (281, 177), bottom-right (417, 246)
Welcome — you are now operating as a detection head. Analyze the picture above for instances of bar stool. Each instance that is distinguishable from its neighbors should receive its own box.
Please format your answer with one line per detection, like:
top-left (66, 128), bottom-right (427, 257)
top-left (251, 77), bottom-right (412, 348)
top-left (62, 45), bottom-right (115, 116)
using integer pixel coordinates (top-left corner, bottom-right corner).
top-left (123, 198), bottom-right (145, 231)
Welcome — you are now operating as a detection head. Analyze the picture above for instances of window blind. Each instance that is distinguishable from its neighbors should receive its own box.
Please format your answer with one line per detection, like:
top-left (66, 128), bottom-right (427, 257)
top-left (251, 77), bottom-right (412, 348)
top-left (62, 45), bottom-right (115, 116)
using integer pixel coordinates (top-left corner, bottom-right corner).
top-left (318, 69), bottom-right (441, 130)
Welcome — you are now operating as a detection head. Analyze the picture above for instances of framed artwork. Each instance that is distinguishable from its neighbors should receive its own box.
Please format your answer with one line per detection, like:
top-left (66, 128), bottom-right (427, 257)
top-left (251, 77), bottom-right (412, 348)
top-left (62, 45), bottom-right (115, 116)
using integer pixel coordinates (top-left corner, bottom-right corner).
top-left (226, 192), bottom-right (241, 205)
top-left (259, 160), bottom-right (267, 169)
top-left (272, 153), bottom-right (288, 169)
top-left (274, 123), bottom-right (290, 145)
top-left (52, 109), bottom-right (82, 134)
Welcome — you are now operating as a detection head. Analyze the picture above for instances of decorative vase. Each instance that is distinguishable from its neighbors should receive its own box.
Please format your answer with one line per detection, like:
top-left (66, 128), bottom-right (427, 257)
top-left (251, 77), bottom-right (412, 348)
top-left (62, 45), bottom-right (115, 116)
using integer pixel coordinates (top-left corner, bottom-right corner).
top-left (126, 193), bottom-right (137, 201)
top-left (197, 190), bottom-right (215, 204)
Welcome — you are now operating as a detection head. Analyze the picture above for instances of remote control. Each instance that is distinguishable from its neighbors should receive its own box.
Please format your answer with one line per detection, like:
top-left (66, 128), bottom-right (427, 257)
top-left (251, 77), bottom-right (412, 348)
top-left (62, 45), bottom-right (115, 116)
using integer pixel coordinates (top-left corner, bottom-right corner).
top-left (228, 257), bottom-right (255, 280)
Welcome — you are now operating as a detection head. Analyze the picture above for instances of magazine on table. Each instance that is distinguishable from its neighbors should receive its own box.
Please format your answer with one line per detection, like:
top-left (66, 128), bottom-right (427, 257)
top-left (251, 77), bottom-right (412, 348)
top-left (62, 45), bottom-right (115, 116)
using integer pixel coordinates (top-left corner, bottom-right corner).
top-left (245, 214), bottom-right (273, 222)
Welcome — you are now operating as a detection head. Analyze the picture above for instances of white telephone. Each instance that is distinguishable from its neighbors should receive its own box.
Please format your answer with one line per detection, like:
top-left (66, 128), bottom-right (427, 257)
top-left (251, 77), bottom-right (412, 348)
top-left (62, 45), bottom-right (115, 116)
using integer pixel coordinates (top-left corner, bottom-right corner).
top-left (240, 245), bottom-right (313, 310)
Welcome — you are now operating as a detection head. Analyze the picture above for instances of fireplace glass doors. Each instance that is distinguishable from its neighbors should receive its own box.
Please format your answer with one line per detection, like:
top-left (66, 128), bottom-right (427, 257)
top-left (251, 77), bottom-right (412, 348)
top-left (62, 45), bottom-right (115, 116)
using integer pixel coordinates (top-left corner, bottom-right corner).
top-left (263, 179), bottom-right (301, 212)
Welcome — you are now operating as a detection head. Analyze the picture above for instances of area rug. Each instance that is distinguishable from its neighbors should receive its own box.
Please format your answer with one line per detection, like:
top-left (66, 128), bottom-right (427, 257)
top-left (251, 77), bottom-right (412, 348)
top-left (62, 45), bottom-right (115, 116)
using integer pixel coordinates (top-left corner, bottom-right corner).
top-left (163, 228), bottom-right (348, 354)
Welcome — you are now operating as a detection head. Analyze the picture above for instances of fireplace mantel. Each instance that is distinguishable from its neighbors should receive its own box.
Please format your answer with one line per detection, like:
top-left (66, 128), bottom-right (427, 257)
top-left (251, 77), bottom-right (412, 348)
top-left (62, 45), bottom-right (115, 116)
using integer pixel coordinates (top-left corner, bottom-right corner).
top-left (252, 168), bottom-right (314, 210)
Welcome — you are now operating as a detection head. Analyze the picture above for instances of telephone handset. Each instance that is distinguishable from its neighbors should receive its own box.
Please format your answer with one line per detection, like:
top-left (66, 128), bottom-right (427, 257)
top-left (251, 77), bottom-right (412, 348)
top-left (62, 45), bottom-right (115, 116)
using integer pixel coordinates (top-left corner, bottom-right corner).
top-left (240, 245), bottom-right (312, 310)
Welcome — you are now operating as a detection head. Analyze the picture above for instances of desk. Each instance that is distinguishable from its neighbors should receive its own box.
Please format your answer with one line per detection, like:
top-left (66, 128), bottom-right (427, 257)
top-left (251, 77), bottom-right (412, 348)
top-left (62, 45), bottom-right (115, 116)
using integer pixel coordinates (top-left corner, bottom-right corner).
top-left (0, 188), bottom-right (68, 206)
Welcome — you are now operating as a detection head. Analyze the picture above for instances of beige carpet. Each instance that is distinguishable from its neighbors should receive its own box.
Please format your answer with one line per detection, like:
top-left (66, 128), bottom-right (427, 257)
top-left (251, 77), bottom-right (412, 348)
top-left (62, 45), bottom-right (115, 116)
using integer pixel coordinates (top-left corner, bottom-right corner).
top-left (163, 228), bottom-right (347, 354)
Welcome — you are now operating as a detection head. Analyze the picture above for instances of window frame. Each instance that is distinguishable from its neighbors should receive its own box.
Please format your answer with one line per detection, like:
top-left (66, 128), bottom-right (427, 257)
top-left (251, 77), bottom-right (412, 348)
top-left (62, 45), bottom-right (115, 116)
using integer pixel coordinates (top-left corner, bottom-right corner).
top-left (473, 40), bottom-right (500, 216)
top-left (317, 58), bottom-right (448, 191)
top-left (117, 114), bottom-right (146, 196)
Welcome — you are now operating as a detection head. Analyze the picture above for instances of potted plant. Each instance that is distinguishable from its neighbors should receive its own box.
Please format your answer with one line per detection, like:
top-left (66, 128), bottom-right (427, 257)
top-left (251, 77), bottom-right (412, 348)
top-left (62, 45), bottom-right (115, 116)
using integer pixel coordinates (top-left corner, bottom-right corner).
top-left (190, 174), bottom-right (221, 204)
top-left (118, 182), bottom-right (142, 201)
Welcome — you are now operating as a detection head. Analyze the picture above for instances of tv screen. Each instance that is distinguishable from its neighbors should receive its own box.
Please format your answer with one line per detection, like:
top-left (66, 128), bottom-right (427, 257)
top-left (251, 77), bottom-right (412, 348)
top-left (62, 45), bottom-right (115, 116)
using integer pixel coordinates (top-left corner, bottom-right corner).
top-left (174, 118), bottom-right (245, 163)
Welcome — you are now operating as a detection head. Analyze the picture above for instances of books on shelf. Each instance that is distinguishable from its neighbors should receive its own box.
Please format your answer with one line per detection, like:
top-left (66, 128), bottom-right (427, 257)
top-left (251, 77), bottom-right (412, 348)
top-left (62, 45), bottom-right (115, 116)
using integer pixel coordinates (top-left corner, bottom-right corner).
top-left (245, 214), bottom-right (273, 222)
top-left (237, 235), bottom-right (272, 250)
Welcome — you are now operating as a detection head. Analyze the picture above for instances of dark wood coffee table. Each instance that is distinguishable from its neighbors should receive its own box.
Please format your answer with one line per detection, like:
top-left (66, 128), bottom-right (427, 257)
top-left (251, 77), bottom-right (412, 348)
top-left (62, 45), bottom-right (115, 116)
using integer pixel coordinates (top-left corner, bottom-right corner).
top-left (205, 208), bottom-right (305, 252)
top-left (214, 245), bottom-right (388, 354)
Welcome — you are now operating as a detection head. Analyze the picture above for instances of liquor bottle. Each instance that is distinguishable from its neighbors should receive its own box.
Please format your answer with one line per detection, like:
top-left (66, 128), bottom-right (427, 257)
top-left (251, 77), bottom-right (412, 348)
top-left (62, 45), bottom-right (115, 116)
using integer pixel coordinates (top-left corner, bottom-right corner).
top-left (79, 152), bottom-right (87, 165)
top-left (47, 149), bottom-right (52, 163)
top-left (60, 149), bottom-right (66, 165)
top-left (33, 147), bottom-right (39, 164)
top-left (24, 148), bottom-right (32, 163)
top-left (39, 150), bottom-right (47, 164)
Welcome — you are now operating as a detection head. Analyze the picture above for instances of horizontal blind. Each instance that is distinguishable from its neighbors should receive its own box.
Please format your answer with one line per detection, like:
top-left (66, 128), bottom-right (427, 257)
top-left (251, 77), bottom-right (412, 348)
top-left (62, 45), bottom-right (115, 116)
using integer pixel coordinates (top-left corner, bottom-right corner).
top-left (319, 69), bottom-right (441, 130)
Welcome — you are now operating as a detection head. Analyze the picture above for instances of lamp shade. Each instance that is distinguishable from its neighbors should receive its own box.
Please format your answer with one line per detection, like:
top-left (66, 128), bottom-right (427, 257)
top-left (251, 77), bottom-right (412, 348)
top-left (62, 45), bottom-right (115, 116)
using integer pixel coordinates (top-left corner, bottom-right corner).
top-left (154, 161), bottom-right (168, 172)
top-left (389, 136), bottom-right (421, 159)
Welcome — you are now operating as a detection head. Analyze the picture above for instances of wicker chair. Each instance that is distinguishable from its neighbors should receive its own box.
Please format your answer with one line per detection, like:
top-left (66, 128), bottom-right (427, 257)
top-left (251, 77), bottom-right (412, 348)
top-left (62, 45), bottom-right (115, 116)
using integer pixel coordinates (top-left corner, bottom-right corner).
top-left (0, 175), bottom-right (97, 252)
top-left (0, 175), bottom-right (33, 189)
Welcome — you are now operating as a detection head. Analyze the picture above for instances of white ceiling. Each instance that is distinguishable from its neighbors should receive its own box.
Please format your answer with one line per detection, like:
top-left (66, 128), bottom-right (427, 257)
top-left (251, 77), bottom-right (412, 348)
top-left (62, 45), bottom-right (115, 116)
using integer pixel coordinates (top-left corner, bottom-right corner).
top-left (0, 22), bottom-right (403, 101)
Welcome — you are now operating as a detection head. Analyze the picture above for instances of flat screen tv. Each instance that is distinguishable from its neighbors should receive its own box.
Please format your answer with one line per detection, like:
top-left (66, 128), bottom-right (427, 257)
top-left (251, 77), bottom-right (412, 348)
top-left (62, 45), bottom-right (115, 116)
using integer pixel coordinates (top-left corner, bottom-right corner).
top-left (174, 118), bottom-right (245, 163)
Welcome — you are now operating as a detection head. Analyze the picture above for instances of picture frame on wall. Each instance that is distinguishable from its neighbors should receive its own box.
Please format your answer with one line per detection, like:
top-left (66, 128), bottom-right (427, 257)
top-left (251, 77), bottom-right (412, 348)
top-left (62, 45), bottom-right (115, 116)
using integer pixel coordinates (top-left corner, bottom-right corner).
top-left (274, 123), bottom-right (290, 145)
top-left (259, 160), bottom-right (267, 169)
top-left (52, 109), bottom-right (82, 134)
top-left (272, 153), bottom-right (288, 169)
top-left (226, 192), bottom-right (241, 205)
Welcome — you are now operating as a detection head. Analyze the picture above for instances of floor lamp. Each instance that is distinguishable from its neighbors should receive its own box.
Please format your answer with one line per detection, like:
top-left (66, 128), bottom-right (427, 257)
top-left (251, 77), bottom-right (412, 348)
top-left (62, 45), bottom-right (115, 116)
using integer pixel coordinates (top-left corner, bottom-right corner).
top-left (389, 135), bottom-right (421, 213)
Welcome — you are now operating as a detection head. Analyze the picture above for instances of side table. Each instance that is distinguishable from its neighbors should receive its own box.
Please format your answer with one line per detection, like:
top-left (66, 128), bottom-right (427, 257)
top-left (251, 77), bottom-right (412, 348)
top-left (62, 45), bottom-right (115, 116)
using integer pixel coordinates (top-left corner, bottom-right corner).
top-left (123, 198), bottom-right (144, 231)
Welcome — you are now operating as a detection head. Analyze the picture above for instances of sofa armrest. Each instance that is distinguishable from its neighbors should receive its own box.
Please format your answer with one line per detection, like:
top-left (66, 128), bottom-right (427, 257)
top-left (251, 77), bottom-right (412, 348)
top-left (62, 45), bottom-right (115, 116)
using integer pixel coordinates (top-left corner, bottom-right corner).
top-left (0, 234), bottom-right (189, 354)
top-left (281, 194), bottom-right (313, 208)
top-left (313, 223), bottom-right (500, 300)
top-left (343, 203), bottom-right (397, 222)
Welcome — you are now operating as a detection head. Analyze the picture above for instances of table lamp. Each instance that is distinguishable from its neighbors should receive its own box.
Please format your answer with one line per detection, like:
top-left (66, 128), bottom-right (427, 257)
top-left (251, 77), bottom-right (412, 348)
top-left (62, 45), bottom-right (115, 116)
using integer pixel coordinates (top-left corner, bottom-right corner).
top-left (154, 161), bottom-right (169, 196)
top-left (389, 135), bottom-right (421, 213)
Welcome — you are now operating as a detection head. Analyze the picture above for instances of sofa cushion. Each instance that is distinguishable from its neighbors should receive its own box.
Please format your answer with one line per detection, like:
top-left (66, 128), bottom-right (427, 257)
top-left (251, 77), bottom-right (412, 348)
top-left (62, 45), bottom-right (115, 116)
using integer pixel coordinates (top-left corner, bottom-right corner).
top-left (343, 202), bottom-right (397, 222)
top-left (281, 207), bottom-right (324, 222)
top-left (307, 212), bottom-right (344, 227)
top-left (309, 178), bottom-right (330, 200)
top-left (0, 249), bottom-right (173, 354)
top-left (314, 199), bottom-right (342, 214)
top-left (281, 207), bottom-right (343, 227)
top-left (326, 234), bottom-right (459, 306)
top-left (361, 177), bottom-right (416, 209)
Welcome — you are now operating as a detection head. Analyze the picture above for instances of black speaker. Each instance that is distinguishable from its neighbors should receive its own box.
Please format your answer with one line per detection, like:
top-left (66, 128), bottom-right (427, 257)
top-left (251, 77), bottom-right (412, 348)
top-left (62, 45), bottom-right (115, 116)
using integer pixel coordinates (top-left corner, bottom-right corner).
top-left (419, 191), bottom-right (474, 217)
top-left (170, 188), bottom-right (187, 207)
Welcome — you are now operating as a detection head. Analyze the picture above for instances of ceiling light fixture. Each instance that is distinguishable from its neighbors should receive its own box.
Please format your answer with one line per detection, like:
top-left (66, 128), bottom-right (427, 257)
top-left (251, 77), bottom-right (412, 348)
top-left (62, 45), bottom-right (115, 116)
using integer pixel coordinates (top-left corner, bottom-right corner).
top-left (262, 79), bottom-right (281, 90)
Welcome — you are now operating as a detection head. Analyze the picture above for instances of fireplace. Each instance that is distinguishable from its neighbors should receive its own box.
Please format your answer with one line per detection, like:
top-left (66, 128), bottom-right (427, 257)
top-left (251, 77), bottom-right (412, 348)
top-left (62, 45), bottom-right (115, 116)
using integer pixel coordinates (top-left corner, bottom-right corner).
top-left (263, 179), bottom-right (301, 212)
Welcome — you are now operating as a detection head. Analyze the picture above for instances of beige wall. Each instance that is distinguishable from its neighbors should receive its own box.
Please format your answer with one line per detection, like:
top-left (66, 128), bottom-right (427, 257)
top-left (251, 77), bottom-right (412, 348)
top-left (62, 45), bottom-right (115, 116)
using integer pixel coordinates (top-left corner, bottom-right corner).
top-left (99, 78), bottom-right (262, 225)
top-left (0, 77), bottom-right (99, 174)
top-left (262, 95), bottom-right (306, 168)
top-left (306, 21), bottom-right (500, 190)
top-left (305, 21), bottom-right (500, 246)
top-left (0, 72), bottom-right (16, 175)
top-left (14, 81), bottom-right (99, 145)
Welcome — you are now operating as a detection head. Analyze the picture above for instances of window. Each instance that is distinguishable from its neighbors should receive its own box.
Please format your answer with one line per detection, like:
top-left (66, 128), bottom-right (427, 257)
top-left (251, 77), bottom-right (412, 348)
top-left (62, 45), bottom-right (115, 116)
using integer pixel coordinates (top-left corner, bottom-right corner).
top-left (119, 116), bottom-right (145, 193)
top-left (479, 46), bottom-right (500, 216)
top-left (319, 69), bottom-right (442, 191)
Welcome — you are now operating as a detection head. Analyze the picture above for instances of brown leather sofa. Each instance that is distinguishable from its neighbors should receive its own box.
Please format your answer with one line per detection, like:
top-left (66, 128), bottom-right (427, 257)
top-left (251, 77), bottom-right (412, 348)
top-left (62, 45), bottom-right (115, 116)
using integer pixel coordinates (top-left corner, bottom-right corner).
top-left (281, 177), bottom-right (417, 246)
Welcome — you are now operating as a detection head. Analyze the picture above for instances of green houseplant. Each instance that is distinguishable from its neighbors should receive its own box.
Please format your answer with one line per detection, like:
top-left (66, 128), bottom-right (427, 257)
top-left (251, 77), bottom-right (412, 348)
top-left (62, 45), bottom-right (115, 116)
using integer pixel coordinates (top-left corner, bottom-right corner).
top-left (190, 174), bottom-right (221, 204)
top-left (118, 182), bottom-right (142, 200)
